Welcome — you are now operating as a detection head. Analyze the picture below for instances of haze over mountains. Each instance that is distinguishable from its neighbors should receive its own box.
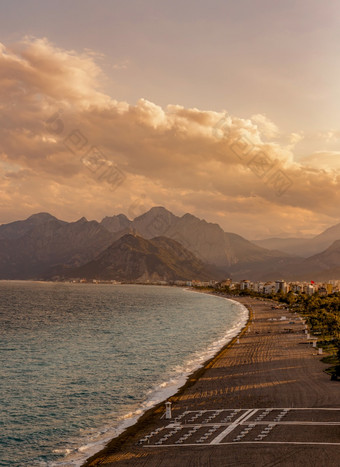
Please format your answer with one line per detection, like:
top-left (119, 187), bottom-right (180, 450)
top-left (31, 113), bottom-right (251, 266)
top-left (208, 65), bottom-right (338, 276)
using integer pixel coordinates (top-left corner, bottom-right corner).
top-left (283, 240), bottom-right (340, 281)
top-left (101, 207), bottom-right (285, 269)
top-left (1, 207), bottom-right (340, 281)
top-left (253, 222), bottom-right (340, 258)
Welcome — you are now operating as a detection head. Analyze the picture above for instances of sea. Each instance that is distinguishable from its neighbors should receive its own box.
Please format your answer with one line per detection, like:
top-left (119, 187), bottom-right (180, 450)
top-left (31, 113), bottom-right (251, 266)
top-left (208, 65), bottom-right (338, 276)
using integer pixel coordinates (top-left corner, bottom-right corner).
top-left (0, 281), bottom-right (248, 467)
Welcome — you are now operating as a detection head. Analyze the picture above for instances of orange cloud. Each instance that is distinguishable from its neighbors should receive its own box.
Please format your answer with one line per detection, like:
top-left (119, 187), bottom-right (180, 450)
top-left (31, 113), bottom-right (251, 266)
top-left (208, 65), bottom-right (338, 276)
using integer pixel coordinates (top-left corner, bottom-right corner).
top-left (0, 37), bottom-right (339, 239)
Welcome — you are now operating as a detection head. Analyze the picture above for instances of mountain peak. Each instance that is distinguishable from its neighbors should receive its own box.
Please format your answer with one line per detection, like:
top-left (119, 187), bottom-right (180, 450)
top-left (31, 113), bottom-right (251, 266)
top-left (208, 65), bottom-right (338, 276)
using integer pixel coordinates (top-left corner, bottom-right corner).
top-left (100, 213), bottom-right (131, 233)
top-left (63, 232), bottom-right (223, 282)
top-left (181, 212), bottom-right (199, 221)
top-left (102, 213), bottom-right (130, 222)
top-left (133, 206), bottom-right (174, 221)
top-left (76, 217), bottom-right (88, 223)
top-left (27, 212), bottom-right (57, 222)
top-left (132, 206), bottom-right (179, 239)
top-left (117, 213), bottom-right (130, 221)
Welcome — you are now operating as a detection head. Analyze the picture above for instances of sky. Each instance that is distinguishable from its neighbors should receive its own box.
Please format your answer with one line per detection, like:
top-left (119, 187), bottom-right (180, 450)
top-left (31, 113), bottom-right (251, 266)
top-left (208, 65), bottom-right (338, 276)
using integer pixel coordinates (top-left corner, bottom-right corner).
top-left (1, 0), bottom-right (340, 239)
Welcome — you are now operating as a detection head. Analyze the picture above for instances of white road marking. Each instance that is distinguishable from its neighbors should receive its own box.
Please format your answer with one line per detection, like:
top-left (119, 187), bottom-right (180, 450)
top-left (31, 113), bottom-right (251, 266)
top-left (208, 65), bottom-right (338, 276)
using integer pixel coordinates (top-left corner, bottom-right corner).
top-left (183, 407), bottom-right (340, 411)
top-left (143, 408), bottom-right (340, 448)
top-left (252, 421), bottom-right (340, 425)
top-left (210, 409), bottom-right (258, 444)
top-left (145, 441), bottom-right (340, 448)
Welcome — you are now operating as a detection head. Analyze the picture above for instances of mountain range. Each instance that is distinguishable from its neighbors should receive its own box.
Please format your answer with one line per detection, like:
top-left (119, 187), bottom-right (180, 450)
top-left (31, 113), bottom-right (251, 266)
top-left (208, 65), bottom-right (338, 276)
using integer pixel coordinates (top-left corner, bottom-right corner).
top-left (252, 222), bottom-right (340, 258)
top-left (1, 207), bottom-right (340, 281)
top-left (100, 207), bottom-right (286, 268)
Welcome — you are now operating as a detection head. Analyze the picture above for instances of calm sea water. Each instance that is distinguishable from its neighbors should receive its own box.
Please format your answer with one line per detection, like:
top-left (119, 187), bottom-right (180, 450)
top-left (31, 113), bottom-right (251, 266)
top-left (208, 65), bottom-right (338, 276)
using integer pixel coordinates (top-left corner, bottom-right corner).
top-left (0, 281), bottom-right (248, 466)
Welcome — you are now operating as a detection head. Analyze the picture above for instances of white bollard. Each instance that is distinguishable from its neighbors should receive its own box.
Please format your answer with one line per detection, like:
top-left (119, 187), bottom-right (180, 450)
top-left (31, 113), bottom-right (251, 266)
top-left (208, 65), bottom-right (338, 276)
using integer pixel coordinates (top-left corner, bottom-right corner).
top-left (318, 348), bottom-right (323, 355)
top-left (165, 401), bottom-right (172, 419)
top-left (305, 329), bottom-right (308, 334)
top-left (237, 338), bottom-right (240, 344)
top-left (313, 341), bottom-right (317, 348)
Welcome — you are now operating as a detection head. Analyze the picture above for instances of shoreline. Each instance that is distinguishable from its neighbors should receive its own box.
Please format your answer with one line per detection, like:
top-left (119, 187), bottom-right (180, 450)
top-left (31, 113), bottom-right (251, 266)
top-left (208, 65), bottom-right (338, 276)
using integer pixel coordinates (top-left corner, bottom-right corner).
top-left (81, 294), bottom-right (252, 466)
top-left (81, 294), bottom-right (340, 467)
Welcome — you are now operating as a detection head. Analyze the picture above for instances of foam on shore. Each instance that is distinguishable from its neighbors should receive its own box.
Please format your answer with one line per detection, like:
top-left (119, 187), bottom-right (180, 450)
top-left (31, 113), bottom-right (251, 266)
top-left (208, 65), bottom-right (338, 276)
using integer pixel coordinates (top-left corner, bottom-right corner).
top-left (51, 296), bottom-right (248, 467)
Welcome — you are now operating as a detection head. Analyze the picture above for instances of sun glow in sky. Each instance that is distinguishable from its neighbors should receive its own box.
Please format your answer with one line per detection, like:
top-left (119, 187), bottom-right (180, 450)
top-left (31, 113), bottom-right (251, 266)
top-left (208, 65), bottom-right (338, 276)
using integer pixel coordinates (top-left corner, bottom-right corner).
top-left (1, 0), bottom-right (340, 239)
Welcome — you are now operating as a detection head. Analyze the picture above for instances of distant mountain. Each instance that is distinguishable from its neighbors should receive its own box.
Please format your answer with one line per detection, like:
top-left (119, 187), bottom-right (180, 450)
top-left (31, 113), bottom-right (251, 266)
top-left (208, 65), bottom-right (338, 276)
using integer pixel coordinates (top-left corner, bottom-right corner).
top-left (102, 207), bottom-right (288, 269)
top-left (306, 240), bottom-right (340, 271)
top-left (131, 207), bottom-right (179, 238)
top-left (312, 223), bottom-right (340, 253)
top-left (101, 207), bottom-right (178, 238)
top-left (239, 239), bottom-right (340, 282)
top-left (57, 234), bottom-right (224, 282)
top-left (0, 215), bottom-right (116, 279)
top-left (100, 214), bottom-right (131, 232)
top-left (229, 255), bottom-right (303, 282)
top-left (282, 240), bottom-right (340, 281)
top-left (253, 221), bottom-right (340, 258)
top-left (252, 237), bottom-right (307, 257)
top-left (0, 212), bottom-right (65, 240)
top-left (6, 207), bottom-right (340, 282)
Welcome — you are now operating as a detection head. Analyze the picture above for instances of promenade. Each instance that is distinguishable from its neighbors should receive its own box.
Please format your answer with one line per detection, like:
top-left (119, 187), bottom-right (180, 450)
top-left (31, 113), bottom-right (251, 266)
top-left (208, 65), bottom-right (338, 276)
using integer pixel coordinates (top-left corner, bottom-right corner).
top-left (85, 297), bottom-right (340, 467)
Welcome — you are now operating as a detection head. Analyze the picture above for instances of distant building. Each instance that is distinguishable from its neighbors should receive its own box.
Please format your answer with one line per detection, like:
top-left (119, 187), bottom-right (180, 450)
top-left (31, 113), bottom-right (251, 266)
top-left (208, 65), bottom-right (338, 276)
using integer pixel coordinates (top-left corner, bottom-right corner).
top-left (306, 284), bottom-right (315, 295)
top-left (263, 282), bottom-right (276, 294)
top-left (240, 280), bottom-right (251, 290)
top-left (275, 280), bottom-right (289, 294)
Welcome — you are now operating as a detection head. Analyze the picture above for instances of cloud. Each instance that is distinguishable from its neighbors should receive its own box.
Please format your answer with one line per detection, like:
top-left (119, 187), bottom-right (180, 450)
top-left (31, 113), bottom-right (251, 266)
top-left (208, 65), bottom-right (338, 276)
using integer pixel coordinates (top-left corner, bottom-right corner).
top-left (251, 114), bottom-right (280, 139)
top-left (0, 37), bottom-right (340, 238)
top-left (300, 151), bottom-right (340, 170)
top-left (316, 130), bottom-right (340, 143)
top-left (288, 131), bottom-right (304, 148)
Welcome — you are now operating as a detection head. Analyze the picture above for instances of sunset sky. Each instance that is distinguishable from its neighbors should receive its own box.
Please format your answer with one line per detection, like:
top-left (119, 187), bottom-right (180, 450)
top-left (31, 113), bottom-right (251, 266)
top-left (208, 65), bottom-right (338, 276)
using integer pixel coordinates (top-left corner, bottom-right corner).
top-left (1, 0), bottom-right (340, 239)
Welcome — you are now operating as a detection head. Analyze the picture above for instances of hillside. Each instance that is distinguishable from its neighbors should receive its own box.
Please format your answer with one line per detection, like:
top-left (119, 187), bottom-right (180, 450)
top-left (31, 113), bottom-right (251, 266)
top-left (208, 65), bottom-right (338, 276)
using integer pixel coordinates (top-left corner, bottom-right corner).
top-left (0, 214), bottom-right (116, 279)
top-left (57, 234), bottom-right (224, 282)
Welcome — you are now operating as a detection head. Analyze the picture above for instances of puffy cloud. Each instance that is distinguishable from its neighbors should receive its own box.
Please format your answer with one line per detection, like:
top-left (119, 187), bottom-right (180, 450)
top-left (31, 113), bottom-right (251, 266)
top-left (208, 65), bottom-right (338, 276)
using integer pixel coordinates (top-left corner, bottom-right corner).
top-left (0, 37), bottom-right (340, 238)
top-left (251, 114), bottom-right (280, 139)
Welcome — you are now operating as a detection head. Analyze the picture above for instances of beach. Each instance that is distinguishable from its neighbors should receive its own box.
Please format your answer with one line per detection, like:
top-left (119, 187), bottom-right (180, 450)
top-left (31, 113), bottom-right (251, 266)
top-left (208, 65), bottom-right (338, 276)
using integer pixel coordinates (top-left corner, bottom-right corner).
top-left (83, 296), bottom-right (340, 467)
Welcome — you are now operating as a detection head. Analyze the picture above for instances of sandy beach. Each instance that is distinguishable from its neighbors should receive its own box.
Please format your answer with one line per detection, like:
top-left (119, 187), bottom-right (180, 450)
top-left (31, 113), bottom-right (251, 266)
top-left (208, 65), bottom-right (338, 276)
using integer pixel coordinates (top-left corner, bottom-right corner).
top-left (84, 296), bottom-right (340, 467)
